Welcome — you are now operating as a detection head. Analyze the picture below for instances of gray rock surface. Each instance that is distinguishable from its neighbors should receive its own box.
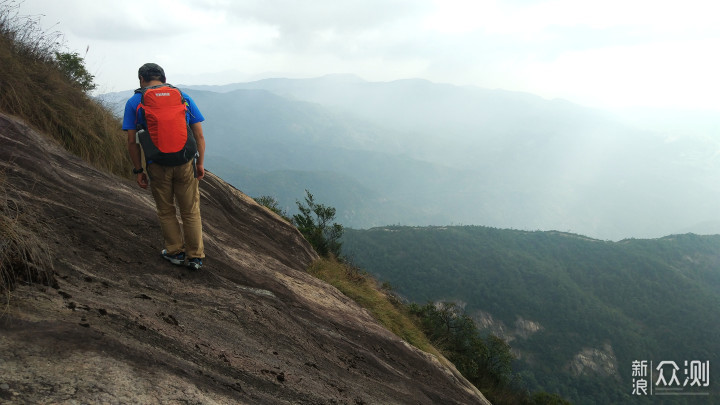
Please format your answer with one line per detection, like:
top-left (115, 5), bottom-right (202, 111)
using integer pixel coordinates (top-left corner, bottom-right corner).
top-left (0, 113), bottom-right (490, 404)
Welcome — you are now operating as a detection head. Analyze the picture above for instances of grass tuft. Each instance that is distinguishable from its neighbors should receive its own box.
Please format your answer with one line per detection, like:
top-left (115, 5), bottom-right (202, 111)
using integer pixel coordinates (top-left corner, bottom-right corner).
top-left (0, 171), bottom-right (54, 297)
top-left (308, 257), bottom-right (440, 356)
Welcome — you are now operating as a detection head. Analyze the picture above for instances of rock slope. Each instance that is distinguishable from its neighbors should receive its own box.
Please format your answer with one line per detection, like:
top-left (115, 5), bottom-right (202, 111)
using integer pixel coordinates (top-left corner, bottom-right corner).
top-left (0, 112), bottom-right (489, 404)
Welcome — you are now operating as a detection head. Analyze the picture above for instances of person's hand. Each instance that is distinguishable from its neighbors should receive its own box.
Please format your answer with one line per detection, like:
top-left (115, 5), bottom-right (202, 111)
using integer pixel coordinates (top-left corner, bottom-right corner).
top-left (195, 163), bottom-right (205, 180)
top-left (137, 172), bottom-right (149, 189)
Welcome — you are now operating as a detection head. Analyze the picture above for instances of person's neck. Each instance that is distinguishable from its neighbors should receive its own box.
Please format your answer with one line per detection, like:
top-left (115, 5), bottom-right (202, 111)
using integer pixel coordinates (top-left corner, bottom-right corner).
top-left (142, 80), bottom-right (164, 88)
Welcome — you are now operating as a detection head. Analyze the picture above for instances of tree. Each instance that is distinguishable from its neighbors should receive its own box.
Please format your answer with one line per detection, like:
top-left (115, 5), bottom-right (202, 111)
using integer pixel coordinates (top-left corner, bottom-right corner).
top-left (531, 392), bottom-right (573, 405)
top-left (409, 302), bottom-right (488, 384)
top-left (483, 334), bottom-right (514, 387)
top-left (54, 51), bottom-right (96, 92)
top-left (292, 190), bottom-right (343, 257)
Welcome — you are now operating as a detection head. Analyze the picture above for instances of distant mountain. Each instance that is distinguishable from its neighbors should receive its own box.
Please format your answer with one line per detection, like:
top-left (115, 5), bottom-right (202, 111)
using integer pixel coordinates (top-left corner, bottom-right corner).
top-left (185, 87), bottom-right (473, 227)
top-left (207, 156), bottom-right (421, 227)
top-left (342, 226), bottom-right (720, 403)
top-left (102, 76), bottom-right (720, 240)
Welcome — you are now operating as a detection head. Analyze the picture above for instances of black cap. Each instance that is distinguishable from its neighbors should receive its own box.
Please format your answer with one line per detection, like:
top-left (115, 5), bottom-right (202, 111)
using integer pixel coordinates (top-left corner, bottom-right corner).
top-left (138, 63), bottom-right (166, 82)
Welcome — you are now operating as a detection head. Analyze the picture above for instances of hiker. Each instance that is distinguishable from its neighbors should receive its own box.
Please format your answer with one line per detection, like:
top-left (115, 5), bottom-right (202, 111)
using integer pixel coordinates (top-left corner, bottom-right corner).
top-left (123, 63), bottom-right (206, 270)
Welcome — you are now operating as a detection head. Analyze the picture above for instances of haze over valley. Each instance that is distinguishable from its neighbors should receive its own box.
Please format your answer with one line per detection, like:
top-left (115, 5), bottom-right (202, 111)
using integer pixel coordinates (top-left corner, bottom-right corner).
top-left (105, 75), bottom-right (720, 241)
top-left (22, 0), bottom-right (720, 241)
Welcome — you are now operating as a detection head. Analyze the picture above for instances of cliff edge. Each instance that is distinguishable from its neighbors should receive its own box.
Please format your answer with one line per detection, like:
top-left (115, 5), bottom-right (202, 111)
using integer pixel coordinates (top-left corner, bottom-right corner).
top-left (0, 112), bottom-right (489, 404)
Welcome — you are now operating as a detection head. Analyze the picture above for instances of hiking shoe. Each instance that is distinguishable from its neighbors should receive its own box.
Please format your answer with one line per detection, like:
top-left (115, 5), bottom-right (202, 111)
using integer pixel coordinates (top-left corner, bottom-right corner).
top-left (161, 249), bottom-right (185, 266)
top-left (187, 258), bottom-right (203, 271)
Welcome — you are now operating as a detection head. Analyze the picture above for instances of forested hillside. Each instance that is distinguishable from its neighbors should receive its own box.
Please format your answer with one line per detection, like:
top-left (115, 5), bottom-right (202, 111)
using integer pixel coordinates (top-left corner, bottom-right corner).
top-left (343, 226), bottom-right (720, 403)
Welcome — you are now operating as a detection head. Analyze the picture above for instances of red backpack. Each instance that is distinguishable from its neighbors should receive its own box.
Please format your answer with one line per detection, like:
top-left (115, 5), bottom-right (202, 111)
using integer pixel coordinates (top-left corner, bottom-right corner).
top-left (135, 84), bottom-right (197, 166)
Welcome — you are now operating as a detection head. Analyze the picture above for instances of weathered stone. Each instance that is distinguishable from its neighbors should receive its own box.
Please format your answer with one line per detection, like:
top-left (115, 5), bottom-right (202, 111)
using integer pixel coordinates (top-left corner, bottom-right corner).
top-left (566, 343), bottom-right (618, 378)
top-left (474, 311), bottom-right (542, 343)
top-left (0, 113), bottom-right (490, 405)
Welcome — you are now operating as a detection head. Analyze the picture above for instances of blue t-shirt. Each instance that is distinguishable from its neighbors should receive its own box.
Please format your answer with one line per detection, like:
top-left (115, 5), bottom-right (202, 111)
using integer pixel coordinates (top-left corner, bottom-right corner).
top-left (122, 87), bottom-right (205, 131)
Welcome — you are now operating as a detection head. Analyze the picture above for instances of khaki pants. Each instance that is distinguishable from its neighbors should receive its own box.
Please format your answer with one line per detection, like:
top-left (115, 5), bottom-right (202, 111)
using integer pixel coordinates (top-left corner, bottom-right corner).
top-left (148, 160), bottom-right (204, 259)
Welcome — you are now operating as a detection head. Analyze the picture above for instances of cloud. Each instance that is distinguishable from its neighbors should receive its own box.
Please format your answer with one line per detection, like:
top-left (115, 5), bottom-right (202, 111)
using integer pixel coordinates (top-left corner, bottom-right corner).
top-left (521, 37), bottom-right (720, 109)
top-left (200, 0), bottom-right (435, 61)
top-left (14, 0), bottom-right (720, 110)
top-left (19, 0), bottom-right (197, 41)
top-left (219, 0), bottom-right (432, 34)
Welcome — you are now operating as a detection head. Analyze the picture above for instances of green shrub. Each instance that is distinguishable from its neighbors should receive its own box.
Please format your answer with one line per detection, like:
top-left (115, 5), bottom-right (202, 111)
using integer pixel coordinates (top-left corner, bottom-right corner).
top-left (54, 51), bottom-right (96, 92)
top-left (254, 195), bottom-right (291, 222)
top-left (292, 190), bottom-right (343, 257)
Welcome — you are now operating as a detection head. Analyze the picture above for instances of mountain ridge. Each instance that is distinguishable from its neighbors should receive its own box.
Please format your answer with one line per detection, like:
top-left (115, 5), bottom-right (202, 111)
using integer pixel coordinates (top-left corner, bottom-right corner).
top-left (100, 76), bottom-right (720, 240)
top-left (183, 76), bottom-right (720, 240)
top-left (0, 112), bottom-right (489, 404)
top-left (341, 225), bottom-right (720, 402)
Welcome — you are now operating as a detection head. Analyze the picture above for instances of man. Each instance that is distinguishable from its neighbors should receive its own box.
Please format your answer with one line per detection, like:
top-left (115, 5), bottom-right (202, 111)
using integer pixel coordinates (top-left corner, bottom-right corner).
top-left (123, 63), bottom-right (206, 270)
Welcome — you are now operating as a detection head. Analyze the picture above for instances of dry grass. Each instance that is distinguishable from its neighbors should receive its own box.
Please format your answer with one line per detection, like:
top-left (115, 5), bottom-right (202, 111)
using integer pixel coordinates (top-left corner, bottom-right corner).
top-left (308, 257), bottom-right (441, 357)
top-left (0, 1), bottom-right (131, 178)
top-left (0, 2), bottom-right (128, 295)
top-left (0, 171), bottom-right (54, 297)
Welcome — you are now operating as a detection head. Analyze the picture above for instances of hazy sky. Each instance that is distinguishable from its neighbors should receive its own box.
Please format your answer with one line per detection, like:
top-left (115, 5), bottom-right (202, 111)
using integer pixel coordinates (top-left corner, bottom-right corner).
top-left (16, 0), bottom-right (720, 111)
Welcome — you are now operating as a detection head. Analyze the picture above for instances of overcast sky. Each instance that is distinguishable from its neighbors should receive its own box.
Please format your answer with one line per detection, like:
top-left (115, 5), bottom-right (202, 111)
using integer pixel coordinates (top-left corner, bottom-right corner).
top-left (16, 0), bottom-right (720, 111)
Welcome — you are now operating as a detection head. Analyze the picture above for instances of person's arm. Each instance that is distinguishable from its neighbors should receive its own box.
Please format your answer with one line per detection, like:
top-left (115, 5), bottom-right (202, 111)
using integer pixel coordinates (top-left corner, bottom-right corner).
top-left (123, 94), bottom-right (148, 189)
top-left (126, 129), bottom-right (148, 188)
top-left (190, 122), bottom-right (206, 180)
